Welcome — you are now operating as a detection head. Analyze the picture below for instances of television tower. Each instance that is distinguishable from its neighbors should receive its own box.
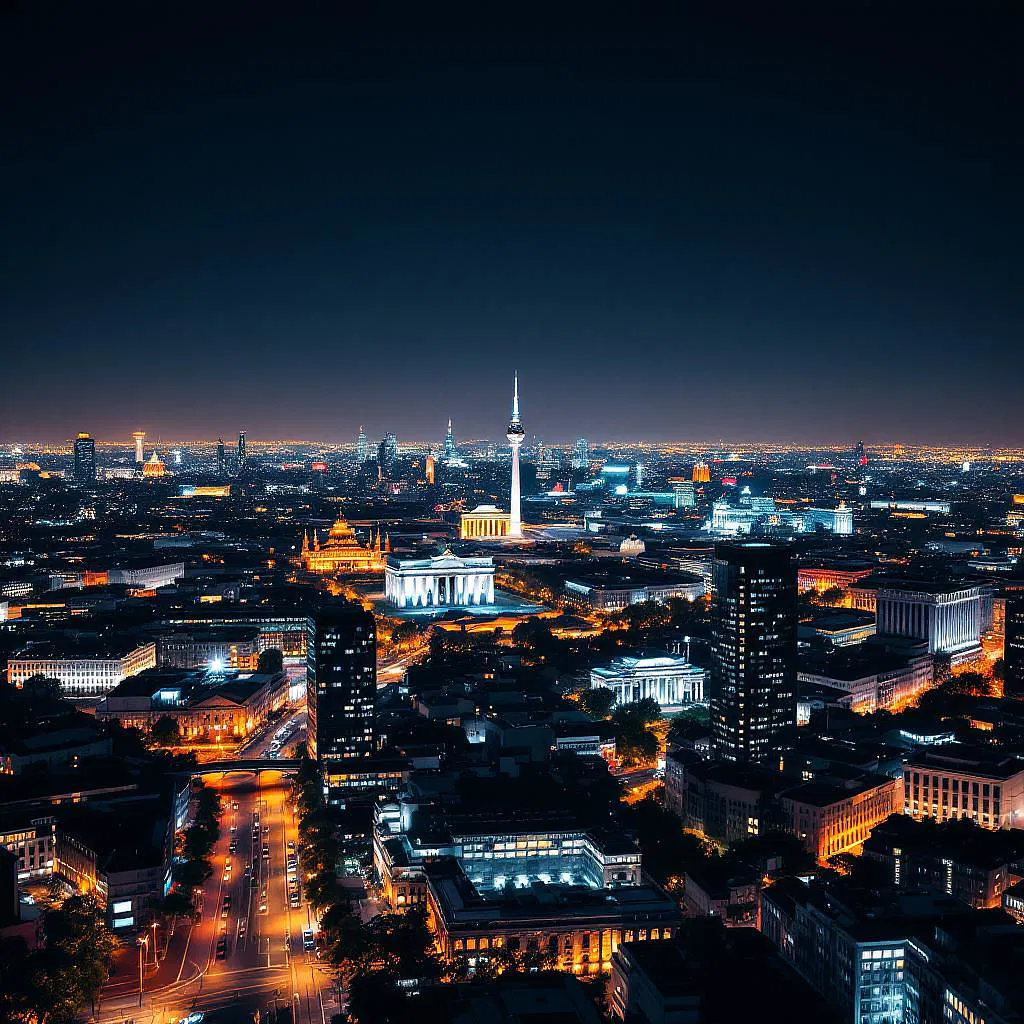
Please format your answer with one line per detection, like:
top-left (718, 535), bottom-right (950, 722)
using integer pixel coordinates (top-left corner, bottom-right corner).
top-left (132, 431), bottom-right (146, 465)
top-left (507, 372), bottom-right (525, 538)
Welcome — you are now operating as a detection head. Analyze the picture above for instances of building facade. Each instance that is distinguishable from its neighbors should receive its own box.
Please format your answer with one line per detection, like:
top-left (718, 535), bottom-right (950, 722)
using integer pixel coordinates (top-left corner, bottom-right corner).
top-left (298, 516), bottom-right (387, 575)
top-left (876, 583), bottom-right (985, 658)
top-left (73, 432), bottom-right (96, 484)
top-left (1005, 587), bottom-right (1024, 698)
top-left (385, 549), bottom-right (496, 609)
top-left (902, 747), bottom-right (1024, 829)
top-left (709, 541), bottom-right (798, 763)
top-left (590, 651), bottom-right (704, 712)
top-left (7, 641), bottom-right (157, 696)
top-left (460, 504), bottom-right (512, 540)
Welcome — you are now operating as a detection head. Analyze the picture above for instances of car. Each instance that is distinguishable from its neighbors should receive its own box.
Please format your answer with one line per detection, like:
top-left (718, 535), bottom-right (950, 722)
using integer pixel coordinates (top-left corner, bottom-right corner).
top-left (287, 840), bottom-right (295, 851)
top-left (228, 842), bottom-right (237, 854)
top-left (232, 802), bottom-right (239, 810)
top-left (230, 825), bottom-right (236, 833)
top-left (223, 871), bottom-right (230, 882)
top-left (262, 845), bottom-right (270, 857)
top-left (259, 902), bottom-right (267, 913)
top-left (220, 906), bottom-right (229, 919)
top-left (302, 929), bottom-right (315, 951)
top-left (216, 939), bottom-right (227, 960)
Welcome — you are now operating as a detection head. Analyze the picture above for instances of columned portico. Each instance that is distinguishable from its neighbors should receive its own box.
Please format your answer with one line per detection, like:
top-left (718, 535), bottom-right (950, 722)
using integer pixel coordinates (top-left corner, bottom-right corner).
top-left (386, 550), bottom-right (496, 609)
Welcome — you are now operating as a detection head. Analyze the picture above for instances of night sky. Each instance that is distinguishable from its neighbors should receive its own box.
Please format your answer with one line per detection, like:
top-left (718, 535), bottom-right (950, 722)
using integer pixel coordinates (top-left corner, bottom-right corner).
top-left (2, 5), bottom-right (1021, 446)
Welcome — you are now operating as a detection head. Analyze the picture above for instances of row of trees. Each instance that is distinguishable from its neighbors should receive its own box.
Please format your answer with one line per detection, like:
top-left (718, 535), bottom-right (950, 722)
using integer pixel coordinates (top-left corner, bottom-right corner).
top-left (0, 893), bottom-right (118, 1024)
top-left (171, 781), bottom-right (223, 893)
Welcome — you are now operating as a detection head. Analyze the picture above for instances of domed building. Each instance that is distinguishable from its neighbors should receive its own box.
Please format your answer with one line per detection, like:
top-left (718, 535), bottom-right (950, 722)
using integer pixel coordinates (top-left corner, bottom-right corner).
top-left (298, 516), bottom-right (387, 575)
top-left (619, 534), bottom-right (646, 557)
top-left (142, 451), bottom-right (166, 479)
top-left (590, 649), bottom-right (704, 712)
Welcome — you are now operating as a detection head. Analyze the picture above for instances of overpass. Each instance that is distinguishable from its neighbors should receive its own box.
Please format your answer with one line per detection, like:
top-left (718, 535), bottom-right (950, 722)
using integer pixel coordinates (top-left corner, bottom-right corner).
top-left (190, 758), bottom-right (302, 776)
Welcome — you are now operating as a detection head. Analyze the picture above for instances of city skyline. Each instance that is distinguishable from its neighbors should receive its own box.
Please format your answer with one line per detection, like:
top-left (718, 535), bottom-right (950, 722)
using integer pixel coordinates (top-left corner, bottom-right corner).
top-left (3, 9), bottom-right (1022, 445)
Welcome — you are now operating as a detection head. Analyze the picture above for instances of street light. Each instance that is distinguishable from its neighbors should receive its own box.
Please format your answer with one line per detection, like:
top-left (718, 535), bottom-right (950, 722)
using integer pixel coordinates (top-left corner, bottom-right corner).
top-left (137, 935), bottom-right (149, 1007)
top-left (151, 920), bottom-right (159, 963)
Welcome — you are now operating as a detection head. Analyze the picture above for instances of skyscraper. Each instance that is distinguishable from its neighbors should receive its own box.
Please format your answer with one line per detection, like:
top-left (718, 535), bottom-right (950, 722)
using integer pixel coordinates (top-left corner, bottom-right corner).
top-left (1004, 587), bottom-right (1024, 698)
top-left (444, 418), bottom-right (457, 461)
top-left (237, 430), bottom-right (246, 471)
top-left (306, 601), bottom-right (377, 764)
top-left (216, 438), bottom-right (226, 476)
top-left (507, 373), bottom-right (525, 538)
top-left (73, 433), bottom-right (96, 484)
top-left (571, 438), bottom-right (589, 471)
top-left (357, 426), bottom-right (369, 464)
top-left (132, 431), bottom-right (146, 466)
top-left (378, 432), bottom-right (397, 481)
top-left (855, 440), bottom-right (868, 467)
top-left (709, 541), bottom-right (797, 764)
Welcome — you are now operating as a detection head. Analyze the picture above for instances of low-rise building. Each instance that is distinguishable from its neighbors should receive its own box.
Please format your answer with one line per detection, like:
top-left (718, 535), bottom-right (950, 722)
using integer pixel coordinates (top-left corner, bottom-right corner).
top-left (779, 775), bottom-right (904, 863)
top-left (798, 647), bottom-right (934, 714)
top-left (156, 627), bottom-right (262, 671)
top-left (590, 649), bottom-right (705, 712)
top-left (902, 745), bottom-right (1024, 829)
top-left (423, 856), bottom-right (679, 976)
top-left (0, 816), bottom-right (56, 881)
top-left (55, 799), bottom-right (173, 931)
top-left (6, 639), bottom-right (157, 696)
top-left (682, 858), bottom-right (760, 925)
top-left (94, 667), bottom-right (289, 742)
top-left (863, 814), bottom-right (1024, 908)
top-left (563, 569), bottom-right (703, 613)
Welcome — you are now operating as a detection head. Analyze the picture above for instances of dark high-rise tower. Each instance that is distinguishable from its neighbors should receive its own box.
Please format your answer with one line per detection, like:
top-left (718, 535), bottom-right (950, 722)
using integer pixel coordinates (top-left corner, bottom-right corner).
top-left (306, 601), bottom-right (376, 765)
top-left (377, 432), bottom-right (397, 481)
top-left (73, 432), bottom-right (96, 484)
top-left (1005, 586), bottom-right (1024, 698)
top-left (855, 440), bottom-right (867, 467)
top-left (216, 438), bottom-right (226, 477)
top-left (237, 430), bottom-right (246, 471)
top-left (709, 541), bottom-right (797, 763)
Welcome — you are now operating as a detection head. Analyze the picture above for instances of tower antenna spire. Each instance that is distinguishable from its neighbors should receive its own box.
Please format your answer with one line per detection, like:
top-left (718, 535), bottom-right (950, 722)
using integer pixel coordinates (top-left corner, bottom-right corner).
top-left (512, 371), bottom-right (520, 423)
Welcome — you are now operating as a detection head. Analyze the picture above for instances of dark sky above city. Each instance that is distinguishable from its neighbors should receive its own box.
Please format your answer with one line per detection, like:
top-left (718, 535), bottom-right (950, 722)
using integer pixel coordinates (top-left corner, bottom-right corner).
top-left (2, 5), bottom-right (1021, 446)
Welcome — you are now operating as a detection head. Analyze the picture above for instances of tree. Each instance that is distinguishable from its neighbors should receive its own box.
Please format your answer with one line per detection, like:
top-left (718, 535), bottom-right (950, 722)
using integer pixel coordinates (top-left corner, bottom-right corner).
top-left (26, 893), bottom-right (118, 1020)
top-left (161, 889), bottom-right (195, 921)
top-left (150, 714), bottom-right (180, 746)
top-left (577, 686), bottom-right (616, 720)
top-left (257, 647), bottom-right (284, 674)
top-left (23, 674), bottom-right (65, 703)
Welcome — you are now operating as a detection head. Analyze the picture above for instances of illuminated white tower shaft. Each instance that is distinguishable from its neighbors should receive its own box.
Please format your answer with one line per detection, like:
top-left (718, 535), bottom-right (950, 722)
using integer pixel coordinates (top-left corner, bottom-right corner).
top-left (132, 431), bottom-right (146, 465)
top-left (507, 372), bottom-right (525, 538)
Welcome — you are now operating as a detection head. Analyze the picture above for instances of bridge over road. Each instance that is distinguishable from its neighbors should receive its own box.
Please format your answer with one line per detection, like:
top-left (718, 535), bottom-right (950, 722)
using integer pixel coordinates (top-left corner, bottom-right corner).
top-left (190, 758), bottom-right (301, 776)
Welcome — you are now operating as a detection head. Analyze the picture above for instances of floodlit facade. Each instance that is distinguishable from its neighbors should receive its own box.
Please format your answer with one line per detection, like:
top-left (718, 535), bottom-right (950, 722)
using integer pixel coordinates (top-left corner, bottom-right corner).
top-left (7, 641), bottom-right (157, 696)
top-left (590, 650), bottom-right (704, 712)
top-left (876, 582), bottom-right (984, 657)
top-left (385, 549), bottom-right (496, 609)
top-left (461, 504), bottom-right (512, 539)
top-left (298, 516), bottom-right (387, 574)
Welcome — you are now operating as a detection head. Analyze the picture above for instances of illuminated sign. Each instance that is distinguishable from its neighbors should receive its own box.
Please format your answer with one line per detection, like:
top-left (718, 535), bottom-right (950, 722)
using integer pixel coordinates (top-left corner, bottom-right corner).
top-left (112, 900), bottom-right (133, 914)
top-left (311, 461), bottom-right (328, 473)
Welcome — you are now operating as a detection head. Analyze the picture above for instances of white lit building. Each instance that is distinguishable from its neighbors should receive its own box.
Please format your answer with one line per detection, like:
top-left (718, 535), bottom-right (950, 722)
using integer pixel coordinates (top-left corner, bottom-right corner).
top-left (802, 505), bottom-right (854, 535)
top-left (385, 549), bottom-right (496, 609)
top-left (590, 650), bottom-right (705, 712)
top-left (876, 582), bottom-right (984, 658)
top-left (6, 641), bottom-right (157, 696)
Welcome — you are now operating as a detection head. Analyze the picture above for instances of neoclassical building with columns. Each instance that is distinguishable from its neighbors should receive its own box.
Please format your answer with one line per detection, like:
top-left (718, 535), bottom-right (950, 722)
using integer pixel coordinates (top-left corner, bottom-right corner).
top-left (385, 549), bottom-right (496, 609)
top-left (460, 504), bottom-right (512, 540)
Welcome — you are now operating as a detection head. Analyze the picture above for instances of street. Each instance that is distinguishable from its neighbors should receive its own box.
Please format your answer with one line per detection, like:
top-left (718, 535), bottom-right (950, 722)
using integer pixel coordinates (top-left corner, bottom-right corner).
top-left (90, 766), bottom-right (336, 1024)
